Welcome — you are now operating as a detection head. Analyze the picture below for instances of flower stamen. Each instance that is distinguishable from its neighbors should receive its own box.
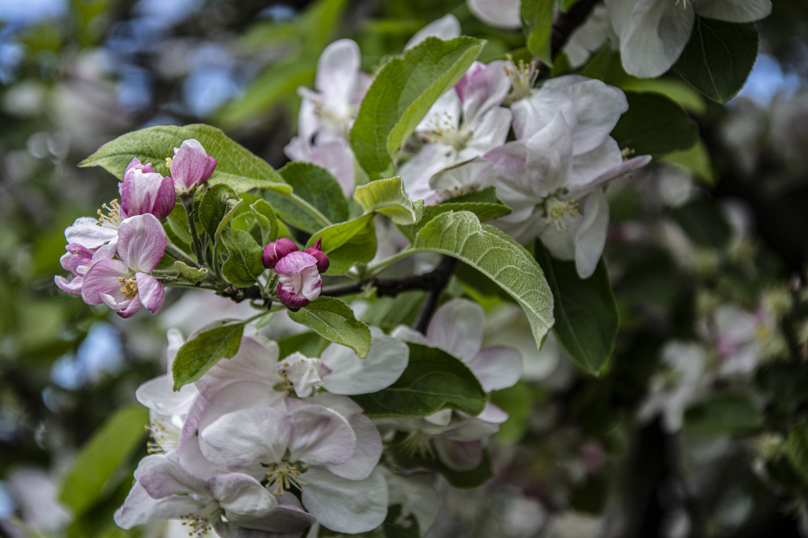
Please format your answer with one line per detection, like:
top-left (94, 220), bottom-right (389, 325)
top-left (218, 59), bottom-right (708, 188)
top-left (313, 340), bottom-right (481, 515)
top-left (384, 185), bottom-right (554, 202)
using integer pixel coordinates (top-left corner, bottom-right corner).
top-left (96, 199), bottom-right (122, 228)
top-left (544, 196), bottom-right (580, 233)
top-left (265, 461), bottom-right (309, 496)
top-left (503, 54), bottom-right (538, 103)
top-left (398, 431), bottom-right (434, 459)
top-left (146, 417), bottom-right (180, 455)
top-left (119, 276), bottom-right (138, 300)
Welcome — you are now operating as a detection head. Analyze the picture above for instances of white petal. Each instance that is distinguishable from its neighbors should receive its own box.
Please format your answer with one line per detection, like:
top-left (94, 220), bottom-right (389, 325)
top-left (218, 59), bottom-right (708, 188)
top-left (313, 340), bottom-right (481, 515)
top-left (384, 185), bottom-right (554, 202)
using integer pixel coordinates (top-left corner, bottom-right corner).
top-left (134, 455), bottom-right (207, 499)
top-left (605, 0), bottom-right (641, 36)
top-left (288, 405), bottom-right (357, 466)
top-left (405, 14), bottom-right (461, 50)
top-left (466, 346), bottom-right (523, 392)
top-left (301, 467), bottom-right (388, 534)
top-left (114, 482), bottom-right (203, 529)
top-left (325, 415), bottom-right (382, 480)
top-left (569, 136), bottom-right (624, 191)
top-left (321, 328), bottom-right (409, 395)
top-left (197, 381), bottom-right (285, 434)
top-left (467, 0), bottom-right (522, 28)
top-left (695, 0), bottom-right (771, 22)
top-left (65, 217), bottom-right (117, 249)
top-left (383, 470), bottom-right (440, 533)
top-left (209, 473), bottom-right (278, 522)
top-left (391, 325), bottom-right (429, 346)
top-left (464, 106), bottom-right (513, 157)
top-left (620, 0), bottom-right (695, 78)
top-left (196, 337), bottom-right (283, 398)
top-left (136, 374), bottom-right (198, 416)
top-left (574, 189), bottom-right (610, 279)
top-left (434, 439), bottom-right (484, 471)
top-left (316, 39), bottom-right (361, 116)
top-left (512, 91), bottom-right (577, 142)
top-left (523, 112), bottom-right (575, 195)
top-left (427, 299), bottom-right (486, 362)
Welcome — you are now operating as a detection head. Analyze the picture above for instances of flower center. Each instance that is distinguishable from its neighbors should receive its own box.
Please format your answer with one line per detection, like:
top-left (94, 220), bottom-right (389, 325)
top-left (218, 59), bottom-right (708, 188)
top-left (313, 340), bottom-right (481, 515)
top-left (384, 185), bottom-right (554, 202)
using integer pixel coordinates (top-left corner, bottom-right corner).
top-left (422, 112), bottom-right (472, 152)
top-left (398, 431), bottom-right (434, 459)
top-left (503, 54), bottom-right (538, 103)
top-left (312, 98), bottom-right (353, 136)
top-left (96, 199), bottom-right (122, 229)
top-left (119, 276), bottom-right (138, 300)
top-left (543, 196), bottom-right (580, 233)
top-left (179, 503), bottom-right (222, 538)
top-left (146, 417), bottom-right (181, 454)
top-left (674, 0), bottom-right (694, 11)
top-left (165, 157), bottom-right (173, 169)
top-left (265, 461), bottom-right (309, 496)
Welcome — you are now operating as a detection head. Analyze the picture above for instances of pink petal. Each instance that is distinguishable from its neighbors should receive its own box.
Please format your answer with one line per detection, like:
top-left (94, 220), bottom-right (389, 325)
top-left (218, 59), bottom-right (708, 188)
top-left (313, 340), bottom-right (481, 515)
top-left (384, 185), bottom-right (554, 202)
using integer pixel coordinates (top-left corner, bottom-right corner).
top-left (300, 266), bottom-right (323, 301)
top-left (121, 169), bottom-right (175, 220)
top-left (117, 214), bottom-right (167, 273)
top-left (116, 295), bottom-right (143, 318)
top-left (274, 251), bottom-right (318, 275)
top-left (81, 259), bottom-right (128, 305)
top-left (455, 61), bottom-right (511, 125)
top-left (136, 272), bottom-right (165, 315)
top-left (277, 284), bottom-right (310, 312)
top-left (171, 139), bottom-right (216, 192)
top-left (54, 275), bottom-right (83, 295)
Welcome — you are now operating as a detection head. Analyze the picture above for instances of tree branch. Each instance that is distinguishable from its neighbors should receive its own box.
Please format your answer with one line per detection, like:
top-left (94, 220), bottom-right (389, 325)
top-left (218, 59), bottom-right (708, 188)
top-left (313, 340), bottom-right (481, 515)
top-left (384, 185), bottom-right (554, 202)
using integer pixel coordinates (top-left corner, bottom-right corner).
top-left (551, 0), bottom-right (599, 57)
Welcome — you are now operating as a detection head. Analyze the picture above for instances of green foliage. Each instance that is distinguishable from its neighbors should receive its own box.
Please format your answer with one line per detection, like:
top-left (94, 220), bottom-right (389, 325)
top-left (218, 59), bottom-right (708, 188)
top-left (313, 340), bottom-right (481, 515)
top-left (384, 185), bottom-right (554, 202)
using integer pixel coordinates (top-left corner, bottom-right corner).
top-left (354, 177), bottom-right (424, 225)
top-left (306, 214), bottom-right (378, 274)
top-left (521, 0), bottom-right (555, 65)
top-left (166, 203), bottom-right (193, 245)
top-left (172, 319), bottom-right (247, 390)
top-left (278, 162), bottom-right (350, 224)
top-left (673, 199), bottom-right (732, 249)
top-left (410, 211), bottom-right (554, 352)
top-left (79, 124), bottom-right (290, 194)
top-left (250, 199), bottom-right (279, 244)
top-left (350, 36), bottom-right (485, 179)
top-left (674, 17), bottom-right (759, 104)
top-left (390, 438), bottom-right (494, 488)
top-left (535, 245), bottom-right (619, 376)
top-left (490, 382), bottom-right (537, 444)
top-left (220, 228), bottom-right (265, 287)
top-left (199, 183), bottom-right (239, 238)
top-left (287, 297), bottom-right (372, 358)
top-left (611, 91), bottom-right (699, 159)
top-left (59, 405), bottom-right (148, 517)
top-left (684, 392), bottom-right (764, 435)
top-left (351, 342), bottom-right (487, 418)
top-left (787, 426), bottom-right (808, 485)
top-left (662, 139), bottom-right (715, 185)
top-left (174, 260), bottom-right (208, 283)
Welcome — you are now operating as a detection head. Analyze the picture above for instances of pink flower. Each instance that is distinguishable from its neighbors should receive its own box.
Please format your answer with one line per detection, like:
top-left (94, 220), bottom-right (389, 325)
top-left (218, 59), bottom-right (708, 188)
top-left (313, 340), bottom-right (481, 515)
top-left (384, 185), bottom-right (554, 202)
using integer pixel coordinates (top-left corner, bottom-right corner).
top-left (54, 241), bottom-right (117, 295)
top-left (81, 214), bottom-right (167, 318)
top-left (262, 238), bottom-right (298, 269)
top-left (304, 238), bottom-right (330, 273)
top-left (120, 158), bottom-right (175, 221)
top-left (169, 139), bottom-right (217, 195)
top-left (275, 251), bottom-right (323, 312)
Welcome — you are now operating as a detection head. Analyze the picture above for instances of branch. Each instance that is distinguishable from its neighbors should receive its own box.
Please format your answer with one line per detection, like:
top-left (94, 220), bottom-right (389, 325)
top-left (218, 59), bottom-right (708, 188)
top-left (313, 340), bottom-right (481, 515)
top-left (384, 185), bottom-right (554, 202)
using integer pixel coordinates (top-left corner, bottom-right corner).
top-left (414, 256), bottom-right (458, 333)
top-left (551, 0), bottom-right (599, 58)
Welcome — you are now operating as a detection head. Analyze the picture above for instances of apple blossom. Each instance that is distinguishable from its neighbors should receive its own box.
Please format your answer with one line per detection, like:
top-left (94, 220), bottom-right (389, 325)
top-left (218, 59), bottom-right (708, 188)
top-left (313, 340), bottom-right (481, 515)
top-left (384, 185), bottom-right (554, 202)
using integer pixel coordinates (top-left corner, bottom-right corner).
top-left (404, 14), bottom-right (461, 50)
top-left (275, 251), bottom-right (323, 312)
top-left (284, 39), bottom-right (371, 196)
top-left (81, 214), bottom-right (167, 318)
top-left (304, 238), bottom-right (330, 273)
top-left (712, 304), bottom-right (787, 376)
top-left (114, 455), bottom-right (315, 536)
top-left (467, 0), bottom-right (521, 29)
top-left (401, 60), bottom-right (512, 202)
top-left (605, 0), bottom-right (773, 78)
top-left (261, 237), bottom-right (298, 269)
top-left (54, 240), bottom-right (117, 295)
top-left (168, 139), bottom-right (217, 195)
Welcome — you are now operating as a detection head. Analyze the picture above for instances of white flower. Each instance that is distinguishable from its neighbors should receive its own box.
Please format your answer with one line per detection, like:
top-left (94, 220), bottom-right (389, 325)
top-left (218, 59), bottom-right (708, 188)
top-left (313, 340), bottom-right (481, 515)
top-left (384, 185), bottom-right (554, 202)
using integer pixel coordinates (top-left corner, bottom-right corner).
top-left (605, 0), bottom-right (772, 78)
top-left (467, 0), bottom-right (522, 29)
top-left (405, 14), bottom-right (461, 50)
top-left (637, 341), bottom-right (708, 433)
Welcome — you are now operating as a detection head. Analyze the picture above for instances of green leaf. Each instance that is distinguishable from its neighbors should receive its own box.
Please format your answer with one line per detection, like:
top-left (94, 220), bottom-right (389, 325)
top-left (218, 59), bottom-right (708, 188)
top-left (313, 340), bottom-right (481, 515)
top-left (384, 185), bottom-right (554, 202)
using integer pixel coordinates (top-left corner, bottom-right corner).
top-left (389, 435), bottom-right (494, 488)
top-left (684, 392), bottom-right (764, 435)
top-left (521, 0), bottom-right (555, 65)
top-left (79, 124), bottom-right (291, 195)
top-left (409, 211), bottom-right (554, 352)
top-left (174, 261), bottom-right (209, 283)
top-left (287, 297), bottom-right (372, 358)
top-left (490, 382), bottom-right (536, 445)
top-left (445, 185), bottom-right (505, 205)
top-left (350, 36), bottom-right (485, 179)
top-left (351, 342), bottom-right (486, 418)
top-left (199, 183), bottom-right (239, 238)
top-left (673, 199), bottom-right (731, 249)
top-left (354, 176), bottom-right (423, 225)
top-left (673, 16), bottom-right (759, 104)
top-left (59, 405), bottom-right (148, 516)
top-left (534, 245), bottom-right (619, 375)
top-left (787, 427), bottom-right (808, 485)
top-left (611, 91), bottom-right (699, 159)
top-left (166, 203), bottom-right (192, 245)
top-left (249, 199), bottom-right (279, 245)
top-left (278, 162), bottom-right (349, 224)
top-left (277, 331), bottom-right (325, 360)
top-left (220, 228), bottom-right (265, 287)
top-left (662, 139), bottom-right (714, 185)
top-left (306, 214), bottom-right (377, 275)
top-left (359, 291), bottom-right (425, 332)
top-left (620, 78), bottom-right (706, 115)
top-left (172, 319), bottom-right (247, 390)
top-left (412, 202), bottom-right (511, 237)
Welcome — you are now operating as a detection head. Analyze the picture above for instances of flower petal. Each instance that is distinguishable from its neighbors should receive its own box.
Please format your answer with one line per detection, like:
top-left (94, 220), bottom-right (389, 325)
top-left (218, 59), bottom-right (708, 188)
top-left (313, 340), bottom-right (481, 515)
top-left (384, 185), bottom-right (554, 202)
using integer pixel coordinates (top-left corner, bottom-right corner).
top-left (467, 0), bottom-right (522, 28)
top-left (226, 505), bottom-right (317, 536)
top-left (620, 0), bottom-right (695, 78)
top-left (383, 470), bottom-right (440, 533)
top-left (81, 259), bottom-right (128, 305)
top-left (427, 299), bottom-right (486, 362)
top-left (65, 216), bottom-right (118, 249)
top-left (122, 168), bottom-right (175, 220)
top-left (134, 455), bottom-right (208, 499)
top-left (405, 14), bottom-right (461, 50)
top-left (301, 467), bottom-right (388, 534)
top-left (136, 272), bottom-right (165, 315)
top-left (195, 337), bottom-right (284, 398)
top-left (467, 346), bottom-right (523, 392)
top-left (325, 414), bottom-right (382, 481)
top-left (309, 138), bottom-right (356, 197)
top-left (136, 374), bottom-right (198, 416)
top-left (321, 328), bottom-right (409, 395)
top-left (434, 439), bottom-right (484, 471)
top-left (695, 0), bottom-right (771, 22)
top-left (171, 139), bottom-right (216, 192)
top-left (210, 473), bottom-right (278, 523)
top-left (114, 482), bottom-right (203, 530)
top-left (315, 39), bottom-right (361, 116)
top-left (456, 61), bottom-right (511, 124)
top-left (117, 214), bottom-right (167, 273)
top-left (574, 189), bottom-right (610, 279)
top-left (288, 405), bottom-right (356, 466)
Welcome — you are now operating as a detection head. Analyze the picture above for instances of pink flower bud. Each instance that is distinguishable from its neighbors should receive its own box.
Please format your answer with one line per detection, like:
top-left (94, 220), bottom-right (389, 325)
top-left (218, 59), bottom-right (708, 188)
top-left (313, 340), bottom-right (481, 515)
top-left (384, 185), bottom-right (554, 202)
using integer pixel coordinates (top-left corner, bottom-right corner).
top-left (304, 237), bottom-right (330, 273)
top-left (275, 251), bottom-right (322, 312)
top-left (169, 139), bottom-right (217, 195)
top-left (120, 158), bottom-right (176, 221)
top-left (262, 238), bottom-right (298, 269)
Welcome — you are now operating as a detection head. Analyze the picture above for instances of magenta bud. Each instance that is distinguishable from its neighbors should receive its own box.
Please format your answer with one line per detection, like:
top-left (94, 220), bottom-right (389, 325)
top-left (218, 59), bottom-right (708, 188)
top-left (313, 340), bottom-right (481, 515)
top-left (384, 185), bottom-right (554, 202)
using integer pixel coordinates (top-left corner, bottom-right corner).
top-left (304, 238), bottom-right (330, 273)
top-left (262, 238), bottom-right (298, 269)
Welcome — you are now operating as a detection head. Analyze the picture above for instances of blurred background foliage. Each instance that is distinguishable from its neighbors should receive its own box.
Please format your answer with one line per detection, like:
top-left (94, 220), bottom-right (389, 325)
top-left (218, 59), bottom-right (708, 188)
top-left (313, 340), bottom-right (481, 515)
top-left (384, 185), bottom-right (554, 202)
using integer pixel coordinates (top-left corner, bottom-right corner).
top-left (1, 0), bottom-right (808, 537)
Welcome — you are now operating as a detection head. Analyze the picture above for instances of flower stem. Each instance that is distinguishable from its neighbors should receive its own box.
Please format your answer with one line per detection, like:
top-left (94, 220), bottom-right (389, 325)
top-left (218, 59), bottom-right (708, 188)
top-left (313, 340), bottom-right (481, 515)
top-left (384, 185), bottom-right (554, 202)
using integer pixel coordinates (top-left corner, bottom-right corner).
top-left (164, 242), bottom-right (200, 268)
top-left (180, 193), bottom-right (206, 267)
